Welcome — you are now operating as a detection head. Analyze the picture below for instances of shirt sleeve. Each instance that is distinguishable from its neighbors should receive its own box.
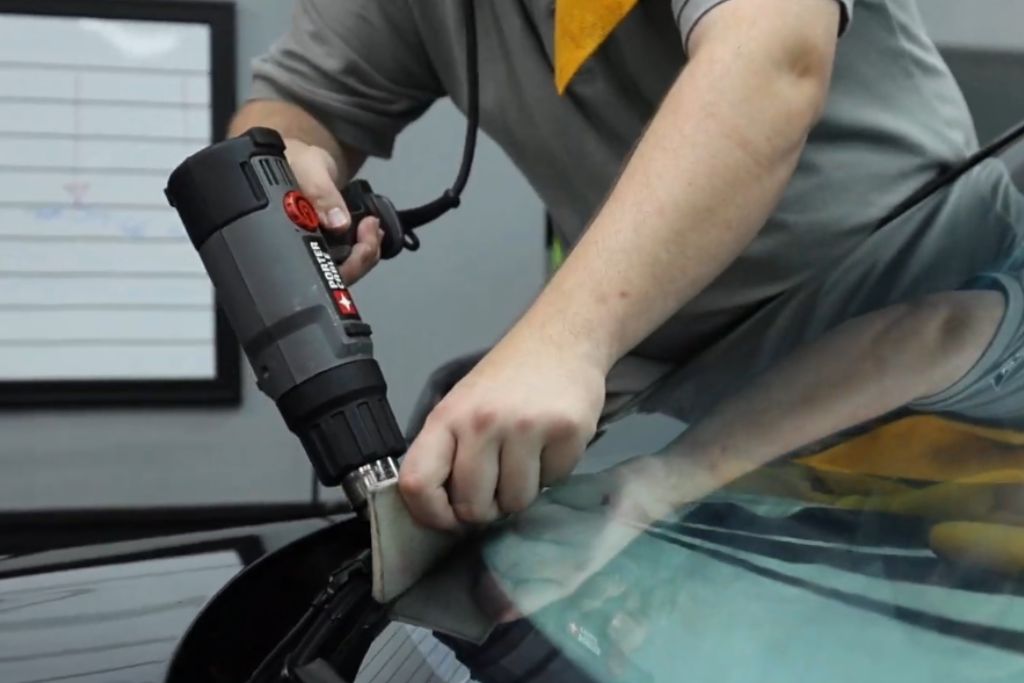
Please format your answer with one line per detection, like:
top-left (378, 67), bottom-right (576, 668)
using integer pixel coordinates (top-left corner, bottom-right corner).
top-left (248, 0), bottom-right (443, 159)
top-left (672, 0), bottom-right (854, 55)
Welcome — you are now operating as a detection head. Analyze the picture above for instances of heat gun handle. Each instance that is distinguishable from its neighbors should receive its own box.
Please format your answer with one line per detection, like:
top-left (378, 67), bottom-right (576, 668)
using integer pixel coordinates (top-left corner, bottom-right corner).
top-left (325, 180), bottom-right (406, 264)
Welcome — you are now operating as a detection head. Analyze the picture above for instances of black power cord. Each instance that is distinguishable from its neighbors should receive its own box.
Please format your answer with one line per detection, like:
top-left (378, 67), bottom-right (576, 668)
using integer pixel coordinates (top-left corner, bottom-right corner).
top-left (394, 0), bottom-right (479, 250)
top-left (875, 118), bottom-right (1024, 230)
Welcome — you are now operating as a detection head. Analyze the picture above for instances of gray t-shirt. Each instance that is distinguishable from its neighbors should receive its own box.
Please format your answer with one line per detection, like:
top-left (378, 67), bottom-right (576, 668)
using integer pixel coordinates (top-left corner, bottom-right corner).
top-left (250, 0), bottom-right (977, 363)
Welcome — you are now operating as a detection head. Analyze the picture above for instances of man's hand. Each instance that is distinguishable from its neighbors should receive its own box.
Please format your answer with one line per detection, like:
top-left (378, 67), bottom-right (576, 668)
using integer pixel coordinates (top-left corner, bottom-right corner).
top-left (283, 137), bottom-right (381, 285)
top-left (228, 100), bottom-right (378, 284)
top-left (401, 0), bottom-right (839, 531)
top-left (399, 332), bottom-right (607, 529)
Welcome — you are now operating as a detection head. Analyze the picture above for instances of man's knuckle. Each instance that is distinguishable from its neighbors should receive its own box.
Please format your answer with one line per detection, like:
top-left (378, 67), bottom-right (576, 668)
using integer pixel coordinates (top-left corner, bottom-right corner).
top-left (546, 412), bottom-right (582, 439)
top-left (470, 409), bottom-right (498, 435)
top-left (499, 492), bottom-right (532, 515)
top-left (339, 269), bottom-right (359, 286)
top-left (360, 246), bottom-right (378, 266)
top-left (452, 501), bottom-right (486, 523)
top-left (363, 228), bottom-right (381, 248)
top-left (292, 167), bottom-right (335, 199)
top-left (512, 416), bottom-right (535, 434)
top-left (398, 470), bottom-right (426, 497)
top-left (427, 399), bottom-right (457, 426)
top-left (301, 179), bottom-right (333, 203)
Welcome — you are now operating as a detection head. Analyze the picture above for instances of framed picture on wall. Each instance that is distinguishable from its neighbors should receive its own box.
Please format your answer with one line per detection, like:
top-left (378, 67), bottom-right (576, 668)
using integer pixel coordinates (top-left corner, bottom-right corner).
top-left (0, 0), bottom-right (239, 406)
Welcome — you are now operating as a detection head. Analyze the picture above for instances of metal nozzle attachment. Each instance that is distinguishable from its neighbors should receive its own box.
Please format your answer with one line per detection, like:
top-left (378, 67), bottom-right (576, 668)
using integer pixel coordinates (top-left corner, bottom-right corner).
top-left (342, 456), bottom-right (399, 512)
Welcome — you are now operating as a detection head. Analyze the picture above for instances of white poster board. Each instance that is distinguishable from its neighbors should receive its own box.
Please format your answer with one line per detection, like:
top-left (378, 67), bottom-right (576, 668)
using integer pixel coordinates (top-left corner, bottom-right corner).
top-left (0, 2), bottom-right (237, 403)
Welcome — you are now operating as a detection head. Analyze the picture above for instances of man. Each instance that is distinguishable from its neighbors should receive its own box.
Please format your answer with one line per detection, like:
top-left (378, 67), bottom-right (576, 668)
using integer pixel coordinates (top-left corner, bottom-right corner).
top-left (232, 0), bottom-right (1024, 532)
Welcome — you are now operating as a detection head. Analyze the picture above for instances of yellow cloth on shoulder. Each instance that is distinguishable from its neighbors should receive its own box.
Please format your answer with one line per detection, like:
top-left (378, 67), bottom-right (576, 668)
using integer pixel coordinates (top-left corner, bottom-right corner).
top-left (554, 0), bottom-right (640, 94)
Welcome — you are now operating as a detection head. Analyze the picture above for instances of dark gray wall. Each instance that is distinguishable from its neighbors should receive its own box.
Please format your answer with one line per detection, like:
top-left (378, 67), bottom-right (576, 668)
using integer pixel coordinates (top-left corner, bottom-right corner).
top-left (919, 0), bottom-right (1024, 51)
top-left (920, 0), bottom-right (1024, 142)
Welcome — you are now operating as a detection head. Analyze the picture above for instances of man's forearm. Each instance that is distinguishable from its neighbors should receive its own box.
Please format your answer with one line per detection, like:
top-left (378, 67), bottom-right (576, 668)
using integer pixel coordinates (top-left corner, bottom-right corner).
top-left (656, 291), bottom-right (1005, 504)
top-left (229, 99), bottom-right (366, 181)
top-left (510, 2), bottom-right (839, 372)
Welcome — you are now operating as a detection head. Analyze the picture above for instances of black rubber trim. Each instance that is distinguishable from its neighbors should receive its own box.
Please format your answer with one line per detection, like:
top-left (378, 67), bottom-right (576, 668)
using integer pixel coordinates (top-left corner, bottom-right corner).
top-left (342, 321), bottom-right (373, 338)
top-left (165, 127), bottom-right (285, 249)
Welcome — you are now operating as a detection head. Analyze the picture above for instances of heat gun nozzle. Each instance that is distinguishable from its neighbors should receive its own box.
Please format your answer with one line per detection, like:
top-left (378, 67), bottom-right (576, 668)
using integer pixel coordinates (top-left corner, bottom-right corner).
top-left (342, 457), bottom-right (399, 512)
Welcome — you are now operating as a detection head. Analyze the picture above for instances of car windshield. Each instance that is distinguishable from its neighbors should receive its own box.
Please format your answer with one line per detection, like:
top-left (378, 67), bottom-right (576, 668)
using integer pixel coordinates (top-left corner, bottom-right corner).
top-left (8, 5), bottom-right (1024, 683)
top-left (354, 87), bottom-right (1024, 683)
top-left (357, 150), bottom-right (1024, 683)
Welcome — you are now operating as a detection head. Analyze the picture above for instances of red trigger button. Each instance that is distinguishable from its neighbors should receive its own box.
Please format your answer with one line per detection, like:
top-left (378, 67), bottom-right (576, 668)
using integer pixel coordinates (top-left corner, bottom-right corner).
top-left (283, 191), bottom-right (320, 231)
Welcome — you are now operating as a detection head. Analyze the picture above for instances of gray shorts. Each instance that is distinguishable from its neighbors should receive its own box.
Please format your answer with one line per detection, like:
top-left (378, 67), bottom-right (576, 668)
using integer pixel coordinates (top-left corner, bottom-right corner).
top-left (909, 269), bottom-right (1024, 425)
top-left (630, 158), bottom-right (1024, 427)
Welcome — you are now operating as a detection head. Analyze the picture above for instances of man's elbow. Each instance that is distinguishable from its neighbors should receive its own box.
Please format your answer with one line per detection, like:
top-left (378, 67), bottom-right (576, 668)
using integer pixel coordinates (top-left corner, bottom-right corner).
top-left (689, 0), bottom-right (841, 126)
top-left (771, 33), bottom-right (836, 125)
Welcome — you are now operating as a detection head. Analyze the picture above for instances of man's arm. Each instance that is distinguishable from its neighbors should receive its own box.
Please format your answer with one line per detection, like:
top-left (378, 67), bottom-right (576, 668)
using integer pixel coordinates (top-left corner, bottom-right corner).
top-left (400, 0), bottom-right (845, 528)
top-left (658, 290), bottom-right (1005, 501)
top-left (520, 0), bottom-right (840, 373)
top-left (224, 0), bottom-right (442, 281)
top-left (475, 290), bottom-right (1004, 621)
top-left (229, 100), bottom-right (357, 170)
top-left (228, 99), bottom-right (381, 283)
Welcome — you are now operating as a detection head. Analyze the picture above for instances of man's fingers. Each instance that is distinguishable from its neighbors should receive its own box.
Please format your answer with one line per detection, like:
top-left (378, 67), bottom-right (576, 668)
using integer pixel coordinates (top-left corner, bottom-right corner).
top-left (339, 217), bottom-right (382, 284)
top-left (539, 430), bottom-right (589, 486)
top-left (449, 427), bottom-right (501, 525)
top-left (398, 423), bottom-right (460, 530)
top-left (496, 434), bottom-right (543, 515)
top-left (285, 143), bottom-right (349, 230)
top-left (357, 216), bottom-right (383, 258)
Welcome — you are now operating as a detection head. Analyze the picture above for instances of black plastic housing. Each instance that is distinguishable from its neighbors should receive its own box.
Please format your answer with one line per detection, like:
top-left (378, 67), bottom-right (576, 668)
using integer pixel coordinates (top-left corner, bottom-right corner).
top-left (277, 360), bottom-right (406, 486)
top-left (165, 127), bottom-right (283, 249)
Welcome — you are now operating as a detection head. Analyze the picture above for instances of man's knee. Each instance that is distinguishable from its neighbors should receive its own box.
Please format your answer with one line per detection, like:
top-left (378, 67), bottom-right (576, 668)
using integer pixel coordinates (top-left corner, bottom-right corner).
top-left (890, 290), bottom-right (1005, 360)
top-left (901, 284), bottom-right (1024, 420)
top-left (859, 289), bottom-right (1007, 404)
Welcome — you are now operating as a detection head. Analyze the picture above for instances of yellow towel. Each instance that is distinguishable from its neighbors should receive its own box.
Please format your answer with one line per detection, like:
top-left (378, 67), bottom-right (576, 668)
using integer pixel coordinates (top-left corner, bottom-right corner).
top-left (930, 522), bottom-right (1024, 575)
top-left (797, 416), bottom-right (1024, 483)
top-left (555, 0), bottom-right (640, 94)
top-left (728, 415), bottom-right (1024, 574)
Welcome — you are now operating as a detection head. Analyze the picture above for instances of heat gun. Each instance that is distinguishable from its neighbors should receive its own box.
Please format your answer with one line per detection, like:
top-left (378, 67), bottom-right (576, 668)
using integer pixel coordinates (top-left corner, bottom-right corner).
top-left (165, 127), bottom-right (409, 509)
top-left (163, 0), bottom-right (478, 514)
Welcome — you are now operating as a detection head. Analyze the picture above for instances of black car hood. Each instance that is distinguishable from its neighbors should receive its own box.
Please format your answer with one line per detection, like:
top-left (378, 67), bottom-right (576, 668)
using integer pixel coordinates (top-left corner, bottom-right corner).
top-left (0, 516), bottom-right (343, 683)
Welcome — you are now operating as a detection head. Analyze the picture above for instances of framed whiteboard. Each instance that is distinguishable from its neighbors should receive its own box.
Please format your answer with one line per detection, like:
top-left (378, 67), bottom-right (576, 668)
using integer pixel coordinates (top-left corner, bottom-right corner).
top-left (0, 0), bottom-right (239, 406)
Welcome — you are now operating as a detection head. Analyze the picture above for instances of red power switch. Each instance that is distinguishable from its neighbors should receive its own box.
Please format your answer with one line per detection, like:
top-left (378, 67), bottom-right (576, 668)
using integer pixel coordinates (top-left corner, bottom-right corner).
top-left (283, 191), bottom-right (320, 231)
